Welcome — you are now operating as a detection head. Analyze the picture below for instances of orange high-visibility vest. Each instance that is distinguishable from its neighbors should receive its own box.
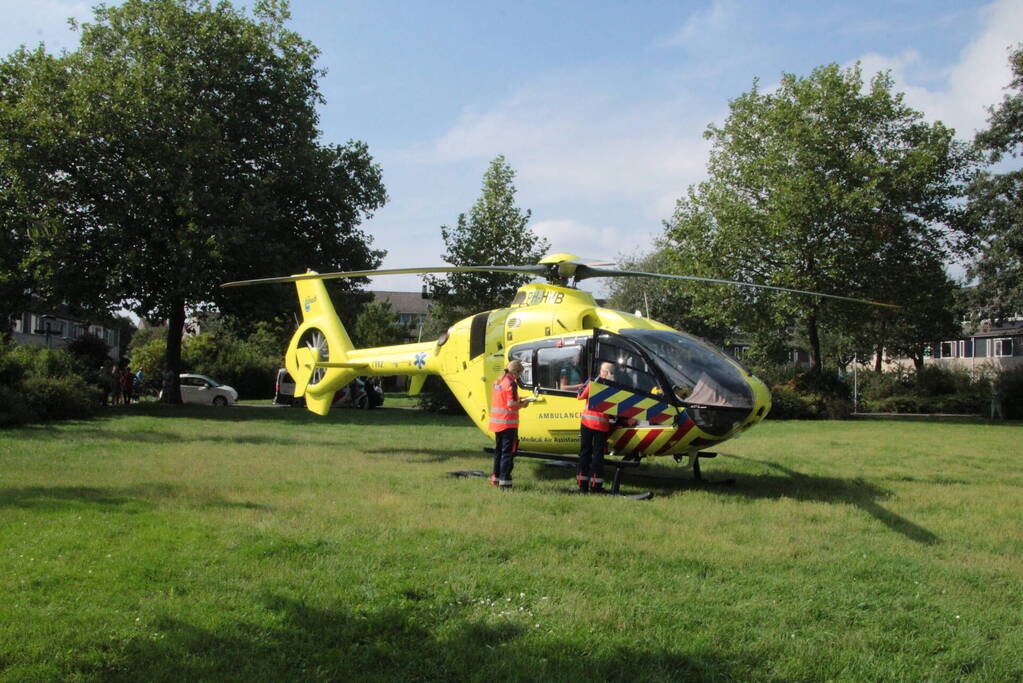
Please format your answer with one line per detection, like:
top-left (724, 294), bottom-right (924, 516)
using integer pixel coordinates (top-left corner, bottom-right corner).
top-left (489, 372), bottom-right (520, 432)
top-left (578, 380), bottom-right (611, 432)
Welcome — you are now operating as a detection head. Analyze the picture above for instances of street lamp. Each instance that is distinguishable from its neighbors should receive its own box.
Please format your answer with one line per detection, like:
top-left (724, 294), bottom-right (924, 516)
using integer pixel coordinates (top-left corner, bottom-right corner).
top-left (34, 314), bottom-right (58, 349)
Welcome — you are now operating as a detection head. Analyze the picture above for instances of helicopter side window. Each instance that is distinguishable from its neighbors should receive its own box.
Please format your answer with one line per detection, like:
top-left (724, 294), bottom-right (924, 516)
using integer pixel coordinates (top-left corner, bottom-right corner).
top-left (507, 346), bottom-right (534, 388)
top-left (535, 345), bottom-right (585, 394)
top-left (594, 337), bottom-right (663, 397)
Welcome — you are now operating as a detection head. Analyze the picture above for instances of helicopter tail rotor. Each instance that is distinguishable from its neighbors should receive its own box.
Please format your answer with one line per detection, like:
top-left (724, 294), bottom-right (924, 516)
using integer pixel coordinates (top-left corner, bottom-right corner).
top-left (285, 274), bottom-right (360, 415)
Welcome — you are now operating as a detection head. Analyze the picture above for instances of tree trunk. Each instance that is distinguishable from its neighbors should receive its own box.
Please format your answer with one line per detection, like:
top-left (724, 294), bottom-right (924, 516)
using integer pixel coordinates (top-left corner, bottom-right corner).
top-left (874, 343), bottom-right (884, 372)
top-left (161, 296), bottom-right (185, 404)
top-left (807, 313), bottom-right (822, 374)
top-left (913, 353), bottom-right (924, 372)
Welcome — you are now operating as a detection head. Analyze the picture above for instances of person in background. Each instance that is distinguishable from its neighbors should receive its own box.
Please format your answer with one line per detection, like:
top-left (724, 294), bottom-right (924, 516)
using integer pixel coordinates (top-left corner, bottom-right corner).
top-left (97, 361), bottom-right (115, 406)
top-left (134, 367), bottom-right (145, 402)
top-left (489, 359), bottom-right (533, 489)
top-left (111, 363), bottom-right (124, 405)
top-left (118, 360), bottom-right (134, 404)
top-left (576, 362), bottom-right (616, 493)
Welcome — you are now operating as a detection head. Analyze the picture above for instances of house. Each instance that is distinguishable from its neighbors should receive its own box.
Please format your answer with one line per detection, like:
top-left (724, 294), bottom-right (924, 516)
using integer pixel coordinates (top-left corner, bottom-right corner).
top-left (9, 300), bottom-right (122, 359)
top-left (921, 318), bottom-right (1023, 373)
top-left (371, 290), bottom-right (432, 342)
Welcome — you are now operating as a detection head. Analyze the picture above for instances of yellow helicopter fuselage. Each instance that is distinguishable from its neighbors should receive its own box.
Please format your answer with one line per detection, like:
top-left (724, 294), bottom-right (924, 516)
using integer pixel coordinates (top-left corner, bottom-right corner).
top-left (287, 278), bottom-right (771, 460)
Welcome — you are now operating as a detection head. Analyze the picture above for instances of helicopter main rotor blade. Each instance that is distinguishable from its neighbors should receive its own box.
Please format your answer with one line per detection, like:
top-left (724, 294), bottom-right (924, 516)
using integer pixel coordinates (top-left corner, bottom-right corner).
top-left (573, 265), bottom-right (901, 309)
top-left (222, 264), bottom-right (549, 288)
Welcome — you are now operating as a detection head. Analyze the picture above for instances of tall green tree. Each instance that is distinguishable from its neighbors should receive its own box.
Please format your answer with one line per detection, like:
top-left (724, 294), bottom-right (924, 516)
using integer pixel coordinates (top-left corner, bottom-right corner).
top-left (663, 63), bottom-right (972, 372)
top-left (353, 300), bottom-right (407, 348)
top-left (606, 247), bottom-right (731, 344)
top-left (1, 0), bottom-right (386, 402)
top-left (423, 155), bottom-right (549, 329)
top-left (965, 45), bottom-right (1023, 319)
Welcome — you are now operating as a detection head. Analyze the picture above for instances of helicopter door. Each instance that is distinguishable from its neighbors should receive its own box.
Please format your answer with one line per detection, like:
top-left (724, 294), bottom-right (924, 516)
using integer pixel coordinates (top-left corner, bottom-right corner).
top-left (592, 331), bottom-right (667, 398)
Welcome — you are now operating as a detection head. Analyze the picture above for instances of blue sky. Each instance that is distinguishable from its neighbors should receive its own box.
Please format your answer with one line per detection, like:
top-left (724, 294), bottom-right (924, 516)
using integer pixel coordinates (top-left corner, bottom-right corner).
top-left (3, 0), bottom-right (1022, 293)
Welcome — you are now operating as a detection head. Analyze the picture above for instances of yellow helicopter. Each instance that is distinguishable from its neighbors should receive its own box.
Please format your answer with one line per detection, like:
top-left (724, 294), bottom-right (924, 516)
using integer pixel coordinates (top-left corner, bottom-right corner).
top-left (224, 254), bottom-right (895, 479)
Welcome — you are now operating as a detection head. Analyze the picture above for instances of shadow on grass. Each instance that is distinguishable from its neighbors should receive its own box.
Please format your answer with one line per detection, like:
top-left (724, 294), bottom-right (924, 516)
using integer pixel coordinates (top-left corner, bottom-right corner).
top-left (98, 403), bottom-right (473, 428)
top-left (12, 425), bottom-right (348, 449)
top-left (0, 484), bottom-right (271, 513)
top-left (531, 455), bottom-right (940, 545)
top-left (71, 593), bottom-right (746, 682)
top-left (362, 446), bottom-right (487, 463)
top-left (852, 415), bottom-right (1021, 428)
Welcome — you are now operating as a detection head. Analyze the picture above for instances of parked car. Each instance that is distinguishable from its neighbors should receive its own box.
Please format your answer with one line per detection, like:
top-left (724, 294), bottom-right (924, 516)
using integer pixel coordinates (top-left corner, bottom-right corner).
top-left (274, 369), bottom-right (383, 409)
top-left (160, 373), bottom-right (238, 406)
top-left (274, 368), bottom-right (298, 405)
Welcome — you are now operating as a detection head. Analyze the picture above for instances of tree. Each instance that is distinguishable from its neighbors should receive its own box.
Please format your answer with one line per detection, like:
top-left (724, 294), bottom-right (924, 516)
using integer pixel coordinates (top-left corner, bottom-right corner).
top-left (353, 300), bottom-right (407, 348)
top-left (965, 45), bottom-right (1023, 320)
top-left (606, 248), bottom-right (731, 344)
top-left (663, 63), bottom-right (972, 373)
top-left (1, 0), bottom-right (386, 402)
top-left (423, 155), bottom-right (549, 328)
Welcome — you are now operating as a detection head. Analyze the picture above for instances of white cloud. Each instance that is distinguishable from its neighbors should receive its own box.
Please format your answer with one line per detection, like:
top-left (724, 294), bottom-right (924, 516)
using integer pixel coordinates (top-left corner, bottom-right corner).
top-left (426, 68), bottom-right (715, 224)
top-left (0, 0), bottom-right (93, 55)
top-left (853, 0), bottom-right (1023, 138)
top-left (663, 0), bottom-right (738, 49)
top-left (529, 219), bottom-right (632, 260)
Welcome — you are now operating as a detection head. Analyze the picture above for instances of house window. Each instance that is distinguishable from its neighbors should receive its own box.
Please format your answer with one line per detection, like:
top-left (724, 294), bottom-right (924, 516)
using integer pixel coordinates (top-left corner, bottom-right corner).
top-left (959, 340), bottom-right (973, 358)
top-left (940, 341), bottom-right (957, 359)
top-left (993, 338), bottom-right (1013, 357)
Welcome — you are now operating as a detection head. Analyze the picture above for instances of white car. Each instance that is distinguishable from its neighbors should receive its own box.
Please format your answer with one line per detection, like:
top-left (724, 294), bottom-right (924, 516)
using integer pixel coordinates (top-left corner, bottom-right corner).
top-left (175, 373), bottom-right (238, 406)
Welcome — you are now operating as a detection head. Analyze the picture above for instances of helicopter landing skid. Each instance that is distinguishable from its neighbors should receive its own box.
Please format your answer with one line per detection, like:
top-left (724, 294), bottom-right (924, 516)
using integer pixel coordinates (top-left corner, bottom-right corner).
top-left (673, 452), bottom-right (736, 486)
top-left (483, 448), bottom-right (651, 498)
top-left (565, 488), bottom-right (653, 500)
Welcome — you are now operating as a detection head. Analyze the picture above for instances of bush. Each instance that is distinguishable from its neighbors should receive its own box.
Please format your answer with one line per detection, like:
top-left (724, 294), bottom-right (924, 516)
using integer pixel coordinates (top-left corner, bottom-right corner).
top-left (65, 333), bottom-right (111, 372)
top-left (0, 343), bottom-right (102, 426)
top-left (21, 375), bottom-right (100, 421)
top-left (858, 365), bottom-right (988, 415)
top-left (767, 385), bottom-right (819, 420)
top-left (756, 363), bottom-right (852, 420)
top-left (0, 386), bottom-right (33, 427)
top-left (995, 366), bottom-right (1023, 419)
top-left (416, 376), bottom-right (465, 414)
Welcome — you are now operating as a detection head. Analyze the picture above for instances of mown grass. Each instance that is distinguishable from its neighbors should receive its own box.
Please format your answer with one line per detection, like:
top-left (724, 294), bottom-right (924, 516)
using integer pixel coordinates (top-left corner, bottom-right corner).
top-left (1, 405), bottom-right (1020, 681)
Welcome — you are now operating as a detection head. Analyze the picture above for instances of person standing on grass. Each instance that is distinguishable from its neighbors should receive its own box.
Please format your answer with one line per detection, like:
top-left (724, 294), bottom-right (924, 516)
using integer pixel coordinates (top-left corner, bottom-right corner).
top-left (134, 367), bottom-right (145, 401)
top-left (489, 359), bottom-right (532, 489)
top-left (576, 362), bottom-right (616, 493)
top-left (111, 363), bottom-right (124, 405)
top-left (119, 360), bottom-right (134, 404)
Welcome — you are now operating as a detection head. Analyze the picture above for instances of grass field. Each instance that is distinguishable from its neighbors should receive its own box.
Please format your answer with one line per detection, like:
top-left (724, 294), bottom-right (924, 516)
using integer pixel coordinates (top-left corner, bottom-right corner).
top-left (1, 405), bottom-right (1020, 682)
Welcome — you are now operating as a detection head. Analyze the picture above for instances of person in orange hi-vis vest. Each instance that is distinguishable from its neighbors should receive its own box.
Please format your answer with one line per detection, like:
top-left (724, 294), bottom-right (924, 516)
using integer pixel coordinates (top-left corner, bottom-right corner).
top-left (489, 359), bottom-right (532, 489)
top-left (576, 362), bottom-right (616, 493)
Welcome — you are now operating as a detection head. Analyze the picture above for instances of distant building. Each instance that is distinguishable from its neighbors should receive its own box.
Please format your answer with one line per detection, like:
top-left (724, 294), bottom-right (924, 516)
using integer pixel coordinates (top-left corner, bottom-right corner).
top-left (9, 299), bottom-right (122, 359)
top-left (917, 318), bottom-right (1023, 373)
top-left (371, 290), bottom-right (432, 342)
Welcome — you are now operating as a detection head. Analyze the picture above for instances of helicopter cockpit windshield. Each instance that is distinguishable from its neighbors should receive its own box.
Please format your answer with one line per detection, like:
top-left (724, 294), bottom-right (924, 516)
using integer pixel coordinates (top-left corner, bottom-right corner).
top-left (617, 330), bottom-right (754, 411)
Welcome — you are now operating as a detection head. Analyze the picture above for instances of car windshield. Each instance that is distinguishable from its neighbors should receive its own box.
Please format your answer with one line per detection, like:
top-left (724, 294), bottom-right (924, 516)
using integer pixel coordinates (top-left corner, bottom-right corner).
top-left (620, 330), bottom-right (753, 409)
